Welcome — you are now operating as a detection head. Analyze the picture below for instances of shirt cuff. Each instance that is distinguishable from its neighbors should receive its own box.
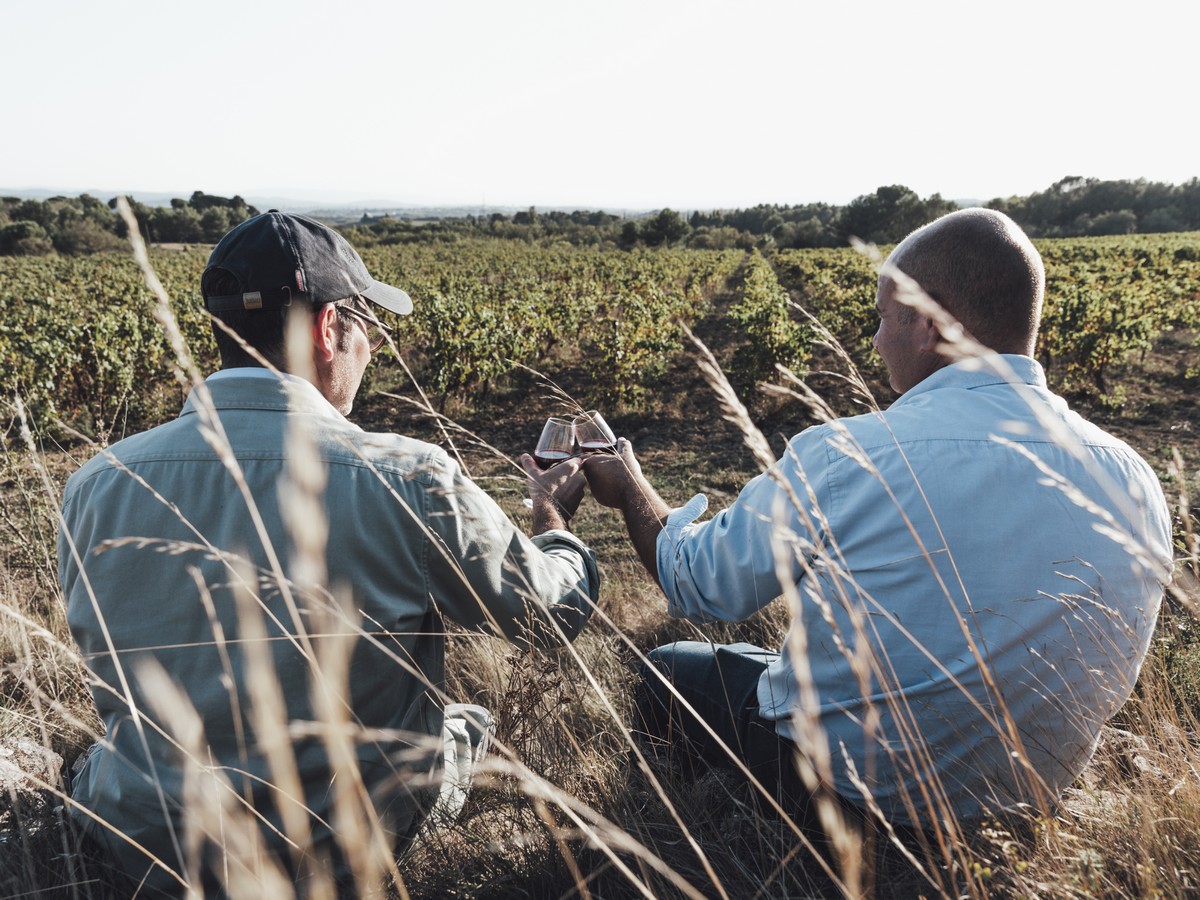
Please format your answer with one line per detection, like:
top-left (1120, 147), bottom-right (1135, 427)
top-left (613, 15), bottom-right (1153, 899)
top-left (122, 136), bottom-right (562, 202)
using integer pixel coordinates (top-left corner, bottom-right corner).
top-left (531, 529), bottom-right (601, 603)
top-left (655, 493), bottom-right (708, 613)
top-left (531, 528), bottom-right (587, 553)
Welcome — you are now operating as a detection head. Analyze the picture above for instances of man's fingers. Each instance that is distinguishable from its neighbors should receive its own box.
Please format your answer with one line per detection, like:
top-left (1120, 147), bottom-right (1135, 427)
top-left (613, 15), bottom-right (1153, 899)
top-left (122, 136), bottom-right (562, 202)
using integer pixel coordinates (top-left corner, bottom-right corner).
top-left (522, 454), bottom-right (583, 480)
top-left (519, 453), bottom-right (539, 477)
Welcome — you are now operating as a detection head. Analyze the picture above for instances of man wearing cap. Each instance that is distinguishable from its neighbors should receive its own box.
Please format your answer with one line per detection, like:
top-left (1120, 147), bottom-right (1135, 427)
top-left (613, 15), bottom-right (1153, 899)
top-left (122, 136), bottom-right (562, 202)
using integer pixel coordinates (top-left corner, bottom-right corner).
top-left (58, 212), bottom-right (600, 895)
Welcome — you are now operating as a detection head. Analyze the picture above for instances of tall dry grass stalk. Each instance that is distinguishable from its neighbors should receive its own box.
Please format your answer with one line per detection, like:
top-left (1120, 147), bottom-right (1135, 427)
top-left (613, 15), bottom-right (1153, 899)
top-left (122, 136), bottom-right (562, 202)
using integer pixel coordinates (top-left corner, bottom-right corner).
top-left (3, 217), bottom-right (1198, 900)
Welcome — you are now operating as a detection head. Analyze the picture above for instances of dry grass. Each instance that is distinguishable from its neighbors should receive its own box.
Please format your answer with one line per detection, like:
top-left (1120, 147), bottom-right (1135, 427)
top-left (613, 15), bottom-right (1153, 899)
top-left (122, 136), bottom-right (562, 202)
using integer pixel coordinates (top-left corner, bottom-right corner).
top-left (4, 225), bottom-right (1200, 898)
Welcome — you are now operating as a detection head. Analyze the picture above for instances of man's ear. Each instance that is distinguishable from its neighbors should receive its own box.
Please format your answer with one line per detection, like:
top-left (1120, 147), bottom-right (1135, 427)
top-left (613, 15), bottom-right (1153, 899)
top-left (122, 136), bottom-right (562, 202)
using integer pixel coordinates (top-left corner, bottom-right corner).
top-left (312, 303), bottom-right (339, 363)
top-left (918, 315), bottom-right (940, 354)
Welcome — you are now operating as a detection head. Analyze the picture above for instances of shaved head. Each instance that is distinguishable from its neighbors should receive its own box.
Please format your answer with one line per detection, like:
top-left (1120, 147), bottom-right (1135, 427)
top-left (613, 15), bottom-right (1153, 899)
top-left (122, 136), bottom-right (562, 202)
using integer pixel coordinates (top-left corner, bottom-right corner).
top-left (886, 208), bottom-right (1044, 355)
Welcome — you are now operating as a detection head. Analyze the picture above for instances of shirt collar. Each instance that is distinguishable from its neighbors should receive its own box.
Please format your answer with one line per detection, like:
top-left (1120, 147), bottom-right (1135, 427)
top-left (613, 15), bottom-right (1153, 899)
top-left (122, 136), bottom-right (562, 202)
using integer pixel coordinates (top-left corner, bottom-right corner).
top-left (182, 368), bottom-right (353, 426)
top-left (893, 354), bottom-right (1047, 407)
top-left (205, 367), bottom-right (308, 386)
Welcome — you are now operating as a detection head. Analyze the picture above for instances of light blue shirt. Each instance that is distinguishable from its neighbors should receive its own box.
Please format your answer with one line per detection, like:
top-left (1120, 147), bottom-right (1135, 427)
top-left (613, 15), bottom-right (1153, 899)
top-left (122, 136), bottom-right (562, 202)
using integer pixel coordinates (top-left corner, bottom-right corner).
top-left (60, 370), bottom-right (600, 890)
top-left (656, 356), bottom-right (1173, 826)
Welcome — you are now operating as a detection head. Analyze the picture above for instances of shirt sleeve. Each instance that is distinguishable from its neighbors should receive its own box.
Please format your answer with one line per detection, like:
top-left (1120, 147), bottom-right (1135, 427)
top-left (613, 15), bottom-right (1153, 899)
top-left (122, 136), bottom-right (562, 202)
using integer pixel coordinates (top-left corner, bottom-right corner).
top-left (423, 452), bottom-right (600, 649)
top-left (655, 429), bottom-right (832, 622)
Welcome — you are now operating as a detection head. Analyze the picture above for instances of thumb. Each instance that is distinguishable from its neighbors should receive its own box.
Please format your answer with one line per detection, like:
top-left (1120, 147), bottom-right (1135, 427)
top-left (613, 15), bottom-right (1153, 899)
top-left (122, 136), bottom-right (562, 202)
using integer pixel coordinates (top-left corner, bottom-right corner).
top-left (519, 453), bottom-right (539, 477)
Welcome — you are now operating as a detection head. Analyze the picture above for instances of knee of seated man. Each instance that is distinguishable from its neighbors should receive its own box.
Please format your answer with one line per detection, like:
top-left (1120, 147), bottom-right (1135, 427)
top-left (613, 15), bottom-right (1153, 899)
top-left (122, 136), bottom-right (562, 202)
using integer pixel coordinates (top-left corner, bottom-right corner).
top-left (633, 641), bottom-right (725, 743)
top-left (632, 645), bottom-right (673, 736)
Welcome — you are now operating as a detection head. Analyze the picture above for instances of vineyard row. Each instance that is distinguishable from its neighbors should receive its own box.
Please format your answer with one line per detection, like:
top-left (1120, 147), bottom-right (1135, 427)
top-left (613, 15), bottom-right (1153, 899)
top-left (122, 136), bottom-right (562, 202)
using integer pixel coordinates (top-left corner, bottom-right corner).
top-left (3, 233), bottom-right (1200, 440)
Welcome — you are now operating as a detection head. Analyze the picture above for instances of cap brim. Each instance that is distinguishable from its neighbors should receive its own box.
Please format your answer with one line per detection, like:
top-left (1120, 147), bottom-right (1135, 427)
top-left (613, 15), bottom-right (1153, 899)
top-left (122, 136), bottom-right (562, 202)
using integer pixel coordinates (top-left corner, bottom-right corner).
top-left (362, 280), bottom-right (413, 316)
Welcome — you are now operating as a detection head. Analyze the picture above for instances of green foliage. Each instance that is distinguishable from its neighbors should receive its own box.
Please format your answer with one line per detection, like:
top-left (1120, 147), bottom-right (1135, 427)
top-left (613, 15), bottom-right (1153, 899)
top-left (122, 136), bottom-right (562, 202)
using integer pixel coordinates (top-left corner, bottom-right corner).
top-left (0, 252), bottom-right (213, 439)
top-left (9, 177), bottom-right (1200, 267)
top-left (1039, 282), bottom-right (1154, 398)
top-left (587, 255), bottom-right (695, 406)
top-left (0, 221), bottom-right (54, 256)
top-left (348, 208), bottom-right (629, 251)
top-left (838, 185), bottom-right (958, 245)
top-left (990, 176), bottom-right (1200, 238)
top-left (362, 241), bottom-right (740, 411)
top-left (637, 209), bottom-right (690, 248)
top-left (112, 192), bottom-right (258, 245)
top-left (0, 192), bottom-right (256, 257)
top-left (409, 274), bottom-right (541, 406)
top-left (729, 250), bottom-right (813, 385)
top-left (4, 232), bottom-right (1200, 436)
top-left (1037, 233), bottom-right (1200, 398)
top-left (771, 246), bottom-right (880, 361)
top-left (689, 202), bottom-right (842, 249)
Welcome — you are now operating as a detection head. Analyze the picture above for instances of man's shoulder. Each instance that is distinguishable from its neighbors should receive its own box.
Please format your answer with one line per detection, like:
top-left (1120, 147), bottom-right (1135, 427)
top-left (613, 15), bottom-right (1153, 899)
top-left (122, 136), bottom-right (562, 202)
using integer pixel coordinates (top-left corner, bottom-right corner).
top-left (324, 427), bottom-right (455, 482)
top-left (65, 419), bottom-right (185, 486)
top-left (812, 375), bottom-right (1156, 480)
top-left (787, 409), bottom-right (892, 455)
top-left (787, 375), bottom-right (1120, 456)
top-left (63, 412), bottom-right (454, 493)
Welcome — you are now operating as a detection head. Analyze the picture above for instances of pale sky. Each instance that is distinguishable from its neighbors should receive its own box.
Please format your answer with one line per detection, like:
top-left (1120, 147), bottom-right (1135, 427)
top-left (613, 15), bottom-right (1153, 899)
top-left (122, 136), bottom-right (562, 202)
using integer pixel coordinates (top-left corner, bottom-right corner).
top-left (3, 0), bottom-right (1196, 211)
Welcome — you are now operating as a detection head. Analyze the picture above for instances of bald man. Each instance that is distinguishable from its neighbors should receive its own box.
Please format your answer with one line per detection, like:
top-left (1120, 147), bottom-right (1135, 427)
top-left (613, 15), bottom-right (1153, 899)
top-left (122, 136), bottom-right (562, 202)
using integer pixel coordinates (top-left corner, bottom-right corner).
top-left (585, 208), bottom-right (1173, 842)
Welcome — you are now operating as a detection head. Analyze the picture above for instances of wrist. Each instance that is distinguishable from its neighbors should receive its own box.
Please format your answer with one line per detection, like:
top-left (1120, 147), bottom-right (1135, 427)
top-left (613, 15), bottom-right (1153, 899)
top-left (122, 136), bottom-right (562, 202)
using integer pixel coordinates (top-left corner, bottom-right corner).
top-left (531, 494), bottom-right (572, 532)
top-left (550, 494), bottom-right (573, 523)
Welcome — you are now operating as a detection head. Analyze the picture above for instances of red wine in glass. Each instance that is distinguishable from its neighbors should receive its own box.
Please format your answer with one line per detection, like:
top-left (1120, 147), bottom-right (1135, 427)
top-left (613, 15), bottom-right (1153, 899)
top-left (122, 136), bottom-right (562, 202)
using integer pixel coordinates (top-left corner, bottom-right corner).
top-left (575, 411), bottom-right (616, 453)
top-left (534, 418), bottom-right (575, 468)
top-left (534, 449), bottom-right (573, 469)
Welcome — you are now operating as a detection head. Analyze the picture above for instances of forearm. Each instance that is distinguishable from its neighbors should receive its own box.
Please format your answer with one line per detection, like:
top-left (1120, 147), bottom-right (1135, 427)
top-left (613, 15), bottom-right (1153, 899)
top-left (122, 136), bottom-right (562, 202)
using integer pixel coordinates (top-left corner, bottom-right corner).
top-left (530, 494), bottom-right (572, 535)
top-left (619, 475), bottom-right (672, 584)
top-left (428, 453), bottom-right (598, 648)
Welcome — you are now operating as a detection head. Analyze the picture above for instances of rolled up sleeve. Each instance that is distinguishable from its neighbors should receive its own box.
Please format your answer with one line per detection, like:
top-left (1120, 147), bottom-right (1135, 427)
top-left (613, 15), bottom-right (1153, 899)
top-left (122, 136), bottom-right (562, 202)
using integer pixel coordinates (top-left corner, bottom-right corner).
top-left (424, 454), bottom-right (600, 649)
top-left (656, 492), bottom-right (709, 617)
top-left (654, 436), bottom-right (831, 624)
top-left (528, 528), bottom-right (601, 641)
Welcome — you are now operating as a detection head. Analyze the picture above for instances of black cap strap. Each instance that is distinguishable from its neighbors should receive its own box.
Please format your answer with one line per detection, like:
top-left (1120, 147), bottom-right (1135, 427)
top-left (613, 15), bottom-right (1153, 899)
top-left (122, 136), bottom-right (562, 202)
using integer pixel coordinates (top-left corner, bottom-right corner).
top-left (205, 286), bottom-right (302, 313)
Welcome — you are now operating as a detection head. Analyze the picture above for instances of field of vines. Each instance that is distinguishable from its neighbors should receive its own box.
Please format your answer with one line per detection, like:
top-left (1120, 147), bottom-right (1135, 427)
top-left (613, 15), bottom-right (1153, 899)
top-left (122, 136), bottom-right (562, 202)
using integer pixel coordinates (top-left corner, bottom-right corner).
top-left (4, 231), bottom-right (1200, 444)
top-left (5, 230), bottom-right (1200, 898)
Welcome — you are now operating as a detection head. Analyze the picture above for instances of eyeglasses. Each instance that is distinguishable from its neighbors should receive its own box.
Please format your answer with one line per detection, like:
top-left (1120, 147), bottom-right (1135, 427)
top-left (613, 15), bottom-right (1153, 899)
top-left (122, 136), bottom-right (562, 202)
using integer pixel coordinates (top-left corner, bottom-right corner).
top-left (335, 300), bottom-right (393, 353)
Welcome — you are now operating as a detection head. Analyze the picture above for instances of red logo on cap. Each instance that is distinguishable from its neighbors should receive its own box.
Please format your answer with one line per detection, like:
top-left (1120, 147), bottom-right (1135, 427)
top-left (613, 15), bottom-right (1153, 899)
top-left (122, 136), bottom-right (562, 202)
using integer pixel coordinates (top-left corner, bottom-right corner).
top-left (295, 270), bottom-right (305, 292)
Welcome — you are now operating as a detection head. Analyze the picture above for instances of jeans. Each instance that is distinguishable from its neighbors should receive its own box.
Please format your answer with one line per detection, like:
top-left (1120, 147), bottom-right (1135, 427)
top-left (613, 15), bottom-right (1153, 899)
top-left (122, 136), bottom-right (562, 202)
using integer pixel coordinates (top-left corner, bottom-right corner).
top-left (634, 640), bottom-right (864, 837)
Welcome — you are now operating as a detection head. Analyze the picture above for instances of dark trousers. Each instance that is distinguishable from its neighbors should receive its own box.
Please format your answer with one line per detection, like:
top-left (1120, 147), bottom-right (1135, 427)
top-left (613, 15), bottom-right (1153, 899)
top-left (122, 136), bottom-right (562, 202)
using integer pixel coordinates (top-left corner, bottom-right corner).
top-left (634, 641), bottom-right (865, 838)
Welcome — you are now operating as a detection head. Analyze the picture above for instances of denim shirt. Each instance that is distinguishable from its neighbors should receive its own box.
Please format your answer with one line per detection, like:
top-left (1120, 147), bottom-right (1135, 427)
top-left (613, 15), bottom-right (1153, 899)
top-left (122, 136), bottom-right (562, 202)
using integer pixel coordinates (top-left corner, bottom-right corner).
top-left (657, 355), bottom-right (1173, 825)
top-left (59, 371), bottom-right (599, 889)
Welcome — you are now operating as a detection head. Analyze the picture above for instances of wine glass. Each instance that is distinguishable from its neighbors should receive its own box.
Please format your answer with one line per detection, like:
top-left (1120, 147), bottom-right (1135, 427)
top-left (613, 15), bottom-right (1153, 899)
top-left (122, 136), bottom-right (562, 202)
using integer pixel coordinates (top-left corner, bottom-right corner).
top-left (575, 410), bottom-right (616, 453)
top-left (534, 417), bottom-right (576, 468)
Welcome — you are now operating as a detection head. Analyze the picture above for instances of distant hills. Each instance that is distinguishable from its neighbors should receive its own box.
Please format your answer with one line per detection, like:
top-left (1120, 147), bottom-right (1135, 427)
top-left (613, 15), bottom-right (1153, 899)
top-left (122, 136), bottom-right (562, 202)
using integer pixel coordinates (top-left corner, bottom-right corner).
top-left (0, 187), bottom-right (649, 221)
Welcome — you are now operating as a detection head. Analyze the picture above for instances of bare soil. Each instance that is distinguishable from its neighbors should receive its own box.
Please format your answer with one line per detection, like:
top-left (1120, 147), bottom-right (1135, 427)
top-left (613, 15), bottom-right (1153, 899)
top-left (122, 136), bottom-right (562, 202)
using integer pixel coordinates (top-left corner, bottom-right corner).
top-left (358, 320), bottom-right (1200, 507)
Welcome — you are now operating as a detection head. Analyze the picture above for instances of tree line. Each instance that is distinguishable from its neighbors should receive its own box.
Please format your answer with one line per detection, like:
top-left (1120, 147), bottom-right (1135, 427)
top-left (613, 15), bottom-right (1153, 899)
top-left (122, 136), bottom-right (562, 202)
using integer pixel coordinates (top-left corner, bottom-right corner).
top-left (3, 177), bottom-right (1199, 257)
top-left (346, 178), bottom-right (1200, 252)
top-left (344, 190), bottom-right (957, 252)
top-left (0, 191), bottom-right (259, 256)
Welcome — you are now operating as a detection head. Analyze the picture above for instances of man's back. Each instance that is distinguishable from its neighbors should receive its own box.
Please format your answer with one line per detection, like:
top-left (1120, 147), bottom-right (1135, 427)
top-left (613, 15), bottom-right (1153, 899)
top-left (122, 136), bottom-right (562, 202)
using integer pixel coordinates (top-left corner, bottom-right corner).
top-left (658, 356), bottom-right (1173, 824)
top-left (60, 373), bottom-right (598, 891)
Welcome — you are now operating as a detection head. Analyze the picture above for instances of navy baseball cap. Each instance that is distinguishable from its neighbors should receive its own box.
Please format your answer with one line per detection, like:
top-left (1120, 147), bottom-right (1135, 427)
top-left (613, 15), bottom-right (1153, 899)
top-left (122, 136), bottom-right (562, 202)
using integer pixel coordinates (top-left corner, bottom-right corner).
top-left (203, 211), bottom-right (412, 315)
